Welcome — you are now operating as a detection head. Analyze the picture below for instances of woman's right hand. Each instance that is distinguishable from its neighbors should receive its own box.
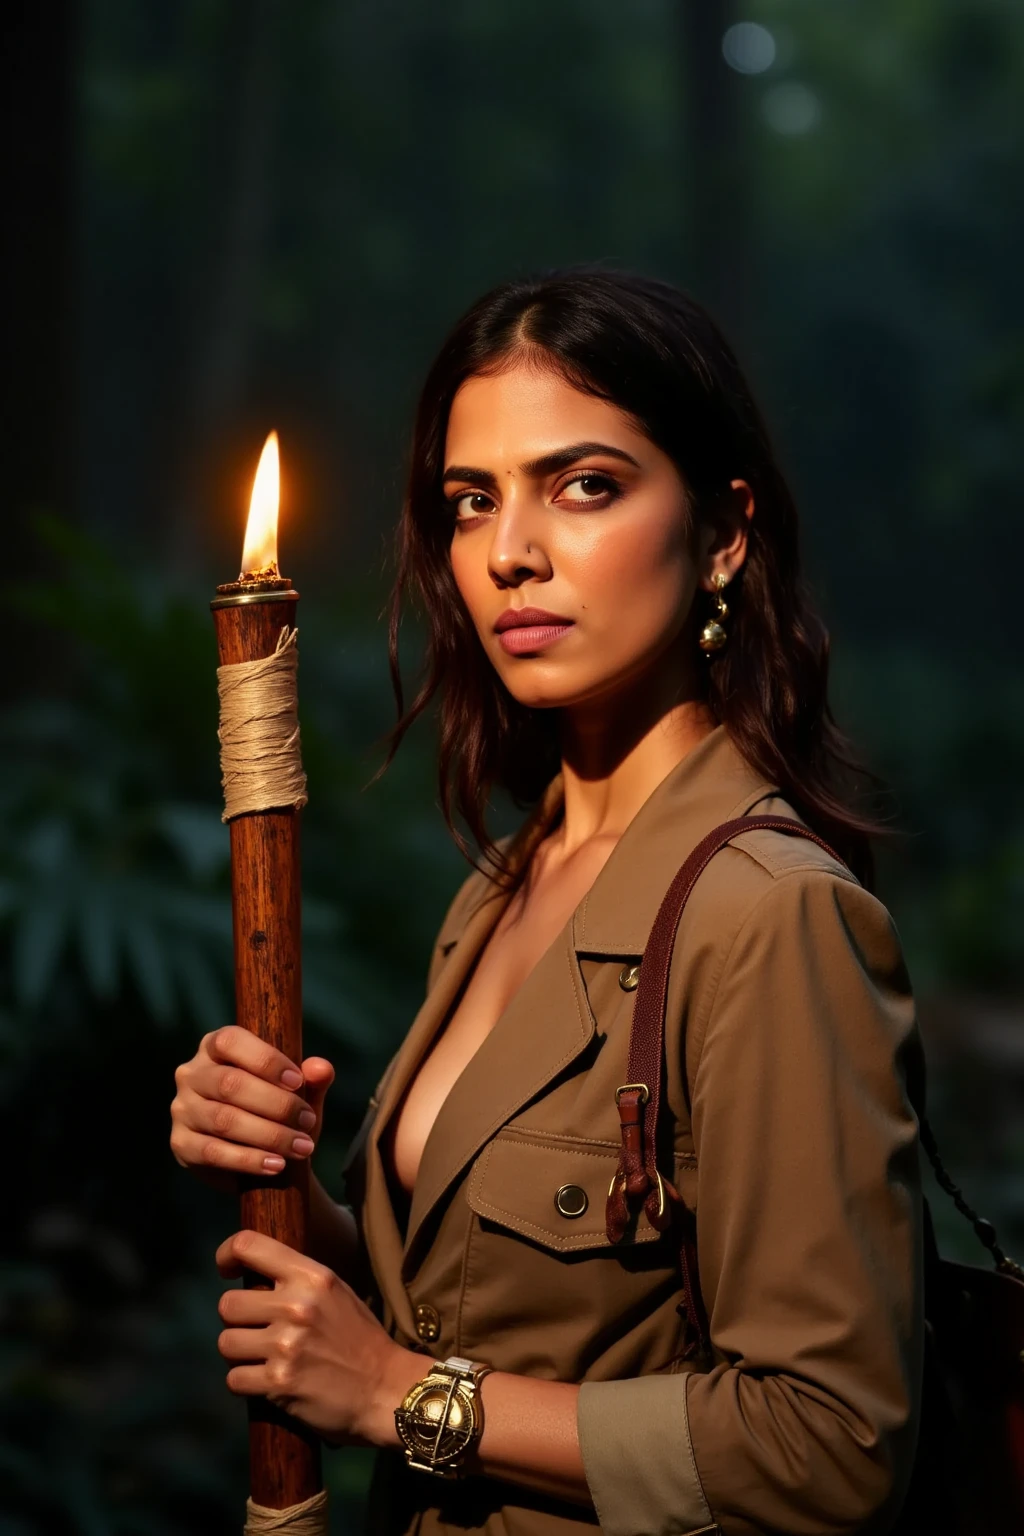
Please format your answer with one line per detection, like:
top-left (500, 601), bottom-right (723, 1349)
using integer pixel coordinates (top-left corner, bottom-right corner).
top-left (170, 1026), bottom-right (335, 1194)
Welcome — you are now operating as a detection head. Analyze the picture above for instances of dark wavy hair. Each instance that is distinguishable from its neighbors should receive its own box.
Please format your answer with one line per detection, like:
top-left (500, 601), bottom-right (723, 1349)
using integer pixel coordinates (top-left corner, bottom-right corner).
top-left (384, 267), bottom-right (887, 888)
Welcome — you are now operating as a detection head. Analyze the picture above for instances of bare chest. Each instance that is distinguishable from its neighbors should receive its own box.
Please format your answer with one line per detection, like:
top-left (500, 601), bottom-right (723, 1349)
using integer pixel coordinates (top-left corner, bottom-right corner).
top-left (386, 839), bottom-right (616, 1197)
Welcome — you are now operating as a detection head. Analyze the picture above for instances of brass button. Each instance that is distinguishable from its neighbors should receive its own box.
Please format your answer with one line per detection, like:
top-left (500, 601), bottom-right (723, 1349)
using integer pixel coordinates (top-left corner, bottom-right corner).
top-left (414, 1302), bottom-right (441, 1343)
top-left (555, 1184), bottom-right (589, 1219)
top-left (619, 963), bottom-right (641, 992)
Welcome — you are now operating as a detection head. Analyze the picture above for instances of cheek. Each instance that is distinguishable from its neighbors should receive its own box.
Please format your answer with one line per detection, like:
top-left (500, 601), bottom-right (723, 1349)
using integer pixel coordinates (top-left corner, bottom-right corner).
top-left (566, 511), bottom-right (694, 622)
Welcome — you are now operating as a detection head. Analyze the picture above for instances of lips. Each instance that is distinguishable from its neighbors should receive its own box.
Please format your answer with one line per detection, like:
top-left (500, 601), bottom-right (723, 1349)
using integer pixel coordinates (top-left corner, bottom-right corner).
top-left (494, 606), bottom-right (575, 656)
top-left (494, 607), bottom-right (574, 633)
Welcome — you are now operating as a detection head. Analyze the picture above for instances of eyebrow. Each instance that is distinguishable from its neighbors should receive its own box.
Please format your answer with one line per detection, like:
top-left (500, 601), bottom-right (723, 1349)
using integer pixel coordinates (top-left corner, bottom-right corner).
top-left (442, 440), bottom-right (641, 490)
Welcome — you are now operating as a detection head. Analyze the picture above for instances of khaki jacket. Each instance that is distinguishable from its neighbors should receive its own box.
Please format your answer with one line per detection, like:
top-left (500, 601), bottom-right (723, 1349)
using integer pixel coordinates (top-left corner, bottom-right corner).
top-left (343, 726), bottom-right (926, 1536)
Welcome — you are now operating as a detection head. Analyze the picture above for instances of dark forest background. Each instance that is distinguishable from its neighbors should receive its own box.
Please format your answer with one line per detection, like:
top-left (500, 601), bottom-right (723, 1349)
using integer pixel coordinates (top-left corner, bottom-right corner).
top-left (2, 1), bottom-right (1023, 1531)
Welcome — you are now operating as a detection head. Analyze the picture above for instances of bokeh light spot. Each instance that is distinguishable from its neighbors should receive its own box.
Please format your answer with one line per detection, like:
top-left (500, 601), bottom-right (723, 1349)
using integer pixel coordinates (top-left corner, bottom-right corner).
top-left (762, 81), bottom-right (821, 135)
top-left (722, 22), bottom-right (776, 75)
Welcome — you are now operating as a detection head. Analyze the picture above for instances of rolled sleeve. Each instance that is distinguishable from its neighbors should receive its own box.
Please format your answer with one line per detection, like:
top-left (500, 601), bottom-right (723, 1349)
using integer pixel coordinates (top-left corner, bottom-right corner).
top-left (581, 867), bottom-right (926, 1536)
top-left (577, 1374), bottom-right (716, 1536)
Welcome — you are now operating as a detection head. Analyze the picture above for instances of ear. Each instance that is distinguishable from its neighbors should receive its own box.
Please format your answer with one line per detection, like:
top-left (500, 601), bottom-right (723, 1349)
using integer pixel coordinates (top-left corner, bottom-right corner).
top-left (698, 480), bottom-right (755, 590)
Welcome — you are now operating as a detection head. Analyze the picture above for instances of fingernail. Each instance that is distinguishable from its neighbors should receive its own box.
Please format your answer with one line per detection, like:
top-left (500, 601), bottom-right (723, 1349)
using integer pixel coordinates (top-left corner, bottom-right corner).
top-left (292, 1135), bottom-right (315, 1156)
top-left (297, 1109), bottom-right (317, 1132)
top-left (281, 1069), bottom-right (303, 1089)
top-left (263, 1155), bottom-right (286, 1173)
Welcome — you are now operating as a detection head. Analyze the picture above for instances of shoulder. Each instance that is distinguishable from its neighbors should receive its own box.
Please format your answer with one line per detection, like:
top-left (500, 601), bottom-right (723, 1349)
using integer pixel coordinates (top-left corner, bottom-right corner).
top-left (678, 795), bottom-right (911, 1057)
top-left (723, 789), bottom-right (854, 877)
top-left (684, 814), bottom-right (925, 1186)
top-left (683, 792), bottom-right (875, 939)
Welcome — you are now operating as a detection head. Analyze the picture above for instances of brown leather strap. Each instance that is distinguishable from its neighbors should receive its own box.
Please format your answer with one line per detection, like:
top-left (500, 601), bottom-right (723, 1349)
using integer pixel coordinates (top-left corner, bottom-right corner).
top-left (605, 815), bottom-right (847, 1357)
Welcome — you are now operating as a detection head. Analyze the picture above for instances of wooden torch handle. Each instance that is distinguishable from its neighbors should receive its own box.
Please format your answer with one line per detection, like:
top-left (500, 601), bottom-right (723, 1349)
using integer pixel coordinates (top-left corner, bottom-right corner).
top-left (212, 595), bottom-right (322, 1510)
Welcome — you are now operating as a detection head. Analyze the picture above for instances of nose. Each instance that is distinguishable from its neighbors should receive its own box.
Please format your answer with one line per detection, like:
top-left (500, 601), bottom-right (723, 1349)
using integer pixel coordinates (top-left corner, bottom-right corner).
top-left (486, 493), bottom-right (552, 588)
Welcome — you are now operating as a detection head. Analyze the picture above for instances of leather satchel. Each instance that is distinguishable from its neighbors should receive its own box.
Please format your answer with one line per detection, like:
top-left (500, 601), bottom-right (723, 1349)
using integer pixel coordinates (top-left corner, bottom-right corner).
top-left (605, 815), bottom-right (1024, 1530)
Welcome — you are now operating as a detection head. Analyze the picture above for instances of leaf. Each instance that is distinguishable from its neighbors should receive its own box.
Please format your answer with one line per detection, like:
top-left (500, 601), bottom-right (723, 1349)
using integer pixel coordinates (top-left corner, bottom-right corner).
top-left (76, 884), bottom-right (119, 999)
top-left (171, 939), bottom-right (229, 1034)
top-left (154, 888), bottom-right (232, 942)
top-left (12, 892), bottom-right (69, 1009)
top-left (22, 816), bottom-right (72, 877)
top-left (122, 914), bottom-right (175, 1024)
top-left (301, 963), bottom-right (378, 1045)
top-left (154, 803), bottom-right (229, 881)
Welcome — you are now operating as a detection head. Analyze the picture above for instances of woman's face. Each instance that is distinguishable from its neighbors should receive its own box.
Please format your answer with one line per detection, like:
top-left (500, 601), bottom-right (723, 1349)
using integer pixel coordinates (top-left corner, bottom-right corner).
top-left (445, 358), bottom-right (744, 714)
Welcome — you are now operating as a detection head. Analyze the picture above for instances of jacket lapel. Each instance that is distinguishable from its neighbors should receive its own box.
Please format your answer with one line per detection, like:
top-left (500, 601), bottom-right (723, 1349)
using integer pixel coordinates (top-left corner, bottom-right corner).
top-left (362, 774), bottom-right (567, 1323)
top-left (401, 926), bottom-right (595, 1270)
top-left (362, 885), bottom-right (512, 1335)
top-left (573, 725), bottom-right (781, 954)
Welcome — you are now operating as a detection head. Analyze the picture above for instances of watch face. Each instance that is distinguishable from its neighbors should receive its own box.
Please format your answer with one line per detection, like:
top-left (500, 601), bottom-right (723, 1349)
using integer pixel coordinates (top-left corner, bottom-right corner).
top-left (397, 1380), bottom-right (476, 1466)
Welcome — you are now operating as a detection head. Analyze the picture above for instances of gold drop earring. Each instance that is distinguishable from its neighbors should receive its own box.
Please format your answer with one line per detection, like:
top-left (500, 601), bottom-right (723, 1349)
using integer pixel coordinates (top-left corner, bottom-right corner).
top-left (699, 572), bottom-right (729, 654)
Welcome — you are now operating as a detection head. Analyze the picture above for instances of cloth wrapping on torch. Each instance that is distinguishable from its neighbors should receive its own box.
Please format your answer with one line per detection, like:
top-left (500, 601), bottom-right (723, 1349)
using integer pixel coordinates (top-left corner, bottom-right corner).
top-left (216, 625), bottom-right (309, 822)
top-left (244, 1489), bottom-right (329, 1533)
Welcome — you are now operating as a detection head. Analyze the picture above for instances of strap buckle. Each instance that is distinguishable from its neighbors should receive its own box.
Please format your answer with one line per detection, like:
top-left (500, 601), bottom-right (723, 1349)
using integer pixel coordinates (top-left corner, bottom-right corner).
top-left (615, 1082), bottom-right (649, 1105)
top-left (607, 1165), bottom-right (667, 1220)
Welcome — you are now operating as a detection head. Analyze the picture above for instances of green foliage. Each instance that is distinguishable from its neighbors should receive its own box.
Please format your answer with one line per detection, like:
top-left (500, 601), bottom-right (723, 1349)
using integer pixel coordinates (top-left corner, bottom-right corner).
top-left (834, 650), bottom-right (1024, 994)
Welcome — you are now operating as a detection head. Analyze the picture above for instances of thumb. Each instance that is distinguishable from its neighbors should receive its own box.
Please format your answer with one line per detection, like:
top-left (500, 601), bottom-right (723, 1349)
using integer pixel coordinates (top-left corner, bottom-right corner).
top-left (300, 1056), bottom-right (335, 1138)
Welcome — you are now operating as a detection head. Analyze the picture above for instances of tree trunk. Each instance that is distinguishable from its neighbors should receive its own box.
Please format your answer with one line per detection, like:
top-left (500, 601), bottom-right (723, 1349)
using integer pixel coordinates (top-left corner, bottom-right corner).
top-left (0, 0), bottom-right (75, 579)
top-left (678, 0), bottom-right (749, 340)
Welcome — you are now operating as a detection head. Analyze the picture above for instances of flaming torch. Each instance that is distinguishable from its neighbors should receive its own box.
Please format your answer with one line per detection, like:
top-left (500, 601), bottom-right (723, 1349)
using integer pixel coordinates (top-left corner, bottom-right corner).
top-left (211, 433), bottom-right (325, 1530)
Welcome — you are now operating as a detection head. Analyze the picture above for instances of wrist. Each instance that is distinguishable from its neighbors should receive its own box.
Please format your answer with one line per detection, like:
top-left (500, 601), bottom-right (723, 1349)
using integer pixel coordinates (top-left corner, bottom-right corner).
top-left (363, 1346), bottom-right (427, 1448)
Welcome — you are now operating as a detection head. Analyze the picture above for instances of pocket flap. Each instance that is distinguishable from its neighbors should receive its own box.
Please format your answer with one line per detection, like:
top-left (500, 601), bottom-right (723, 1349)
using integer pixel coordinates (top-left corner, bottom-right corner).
top-left (466, 1127), bottom-right (669, 1252)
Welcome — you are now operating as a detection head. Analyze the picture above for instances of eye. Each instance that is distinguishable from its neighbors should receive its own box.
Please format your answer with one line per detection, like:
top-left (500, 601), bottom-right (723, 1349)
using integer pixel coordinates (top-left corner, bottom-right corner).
top-left (556, 472), bottom-right (621, 506)
top-left (449, 490), bottom-right (496, 521)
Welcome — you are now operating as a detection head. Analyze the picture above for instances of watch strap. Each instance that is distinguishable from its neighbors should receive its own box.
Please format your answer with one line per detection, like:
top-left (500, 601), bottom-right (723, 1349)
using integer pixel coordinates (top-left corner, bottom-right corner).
top-left (442, 1355), bottom-right (491, 1385)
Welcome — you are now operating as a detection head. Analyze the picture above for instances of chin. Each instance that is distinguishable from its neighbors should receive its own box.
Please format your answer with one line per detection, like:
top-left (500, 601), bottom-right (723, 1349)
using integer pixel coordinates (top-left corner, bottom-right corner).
top-left (506, 691), bottom-right (570, 712)
top-left (498, 671), bottom-right (608, 713)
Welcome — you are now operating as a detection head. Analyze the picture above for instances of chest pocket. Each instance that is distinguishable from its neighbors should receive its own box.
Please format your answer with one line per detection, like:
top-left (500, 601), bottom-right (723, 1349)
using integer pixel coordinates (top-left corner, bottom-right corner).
top-left (455, 1125), bottom-right (695, 1375)
top-left (466, 1126), bottom-right (669, 1251)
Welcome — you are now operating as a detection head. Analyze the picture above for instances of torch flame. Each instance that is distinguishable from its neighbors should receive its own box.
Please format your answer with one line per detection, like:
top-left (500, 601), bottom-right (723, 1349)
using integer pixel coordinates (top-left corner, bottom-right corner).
top-left (240, 431), bottom-right (280, 579)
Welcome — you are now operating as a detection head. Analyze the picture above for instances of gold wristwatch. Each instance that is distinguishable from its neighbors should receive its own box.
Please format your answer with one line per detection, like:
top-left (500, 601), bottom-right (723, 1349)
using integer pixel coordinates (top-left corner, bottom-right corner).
top-left (394, 1356), bottom-right (492, 1477)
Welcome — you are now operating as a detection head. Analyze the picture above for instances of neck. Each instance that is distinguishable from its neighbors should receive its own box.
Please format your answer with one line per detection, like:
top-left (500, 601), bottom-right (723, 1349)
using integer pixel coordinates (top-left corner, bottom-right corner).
top-left (553, 666), bottom-right (716, 857)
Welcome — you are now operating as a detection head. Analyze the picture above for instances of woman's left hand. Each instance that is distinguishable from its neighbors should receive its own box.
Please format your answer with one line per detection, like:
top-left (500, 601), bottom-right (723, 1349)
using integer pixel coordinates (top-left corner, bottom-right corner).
top-left (215, 1229), bottom-right (421, 1445)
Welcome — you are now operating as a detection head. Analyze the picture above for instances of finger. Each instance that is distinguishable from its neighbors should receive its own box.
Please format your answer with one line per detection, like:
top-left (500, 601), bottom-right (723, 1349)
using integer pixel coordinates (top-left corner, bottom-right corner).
top-left (218, 1325), bottom-right (272, 1362)
top-left (300, 1056), bottom-right (335, 1088)
top-left (204, 1026), bottom-right (304, 1091)
top-left (225, 1364), bottom-right (271, 1396)
top-left (188, 1065), bottom-right (317, 1133)
top-left (216, 1229), bottom-right (324, 1283)
top-left (171, 1125), bottom-right (288, 1178)
top-left (186, 1093), bottom-right (316, 1162)
top-left (300, 1058), bottom-right (335, 1128)
top-left (218, 1286), bottom-right (280, 1325)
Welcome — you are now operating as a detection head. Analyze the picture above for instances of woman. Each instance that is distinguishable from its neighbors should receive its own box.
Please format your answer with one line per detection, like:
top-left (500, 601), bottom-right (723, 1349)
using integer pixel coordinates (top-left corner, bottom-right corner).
top-left (170, 269), bottom-right (928, 1535)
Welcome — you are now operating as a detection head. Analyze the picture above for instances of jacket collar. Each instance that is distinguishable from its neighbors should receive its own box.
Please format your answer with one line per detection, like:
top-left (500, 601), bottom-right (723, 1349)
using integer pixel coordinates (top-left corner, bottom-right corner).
top-left (435, 725), bottom-right (779, 956)
top-left (362, 726), bottom-right (778, 1310)
top-left (573, 724), bottom-right (779, 954)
